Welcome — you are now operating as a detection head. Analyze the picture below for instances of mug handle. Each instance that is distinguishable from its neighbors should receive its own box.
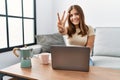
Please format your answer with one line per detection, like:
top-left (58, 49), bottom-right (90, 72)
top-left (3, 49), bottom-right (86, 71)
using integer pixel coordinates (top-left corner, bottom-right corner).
top-left (13, 48), bottom-right (20, 57)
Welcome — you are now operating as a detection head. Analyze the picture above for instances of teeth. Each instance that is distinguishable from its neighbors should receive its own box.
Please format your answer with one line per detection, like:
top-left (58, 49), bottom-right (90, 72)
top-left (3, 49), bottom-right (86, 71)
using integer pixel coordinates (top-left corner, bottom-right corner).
top-left (73, 20), bottom-right (78, 22)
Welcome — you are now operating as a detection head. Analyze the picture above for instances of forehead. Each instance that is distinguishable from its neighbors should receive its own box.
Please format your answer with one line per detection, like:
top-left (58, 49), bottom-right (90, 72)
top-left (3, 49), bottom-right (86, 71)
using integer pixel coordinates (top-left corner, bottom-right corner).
top-left (70, 8), bottom-right (78, 14)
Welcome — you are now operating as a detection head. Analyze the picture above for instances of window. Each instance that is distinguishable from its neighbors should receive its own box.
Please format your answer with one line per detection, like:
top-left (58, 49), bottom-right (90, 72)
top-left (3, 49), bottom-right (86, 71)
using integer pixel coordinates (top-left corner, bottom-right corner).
top-left (0, 0), bottom-right (36, 52)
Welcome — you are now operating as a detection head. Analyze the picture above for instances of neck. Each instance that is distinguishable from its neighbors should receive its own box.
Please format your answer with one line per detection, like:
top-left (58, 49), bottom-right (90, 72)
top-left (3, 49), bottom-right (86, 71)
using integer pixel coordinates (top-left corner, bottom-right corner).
top-left (75, 25), bottom-right (79, 29)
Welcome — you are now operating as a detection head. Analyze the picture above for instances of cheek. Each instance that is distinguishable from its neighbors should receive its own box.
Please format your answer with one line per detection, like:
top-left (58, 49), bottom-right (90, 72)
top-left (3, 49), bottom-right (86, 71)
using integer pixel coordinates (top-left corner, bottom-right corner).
top-left (76, 15), bottom-right (80, 20)
top-left (70, 17), bottom-right (74, 22)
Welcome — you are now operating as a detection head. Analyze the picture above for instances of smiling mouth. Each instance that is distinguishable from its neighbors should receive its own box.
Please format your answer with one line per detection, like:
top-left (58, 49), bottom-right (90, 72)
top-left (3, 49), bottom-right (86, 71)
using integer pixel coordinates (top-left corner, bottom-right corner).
top-left (73, 21), bottom-right (79, 24)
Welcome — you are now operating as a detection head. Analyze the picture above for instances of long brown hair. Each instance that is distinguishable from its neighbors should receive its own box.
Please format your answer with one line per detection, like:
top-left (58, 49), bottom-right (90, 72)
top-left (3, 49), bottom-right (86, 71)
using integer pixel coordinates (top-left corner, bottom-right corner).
top-left (67, 5), bottom-right (88, 37)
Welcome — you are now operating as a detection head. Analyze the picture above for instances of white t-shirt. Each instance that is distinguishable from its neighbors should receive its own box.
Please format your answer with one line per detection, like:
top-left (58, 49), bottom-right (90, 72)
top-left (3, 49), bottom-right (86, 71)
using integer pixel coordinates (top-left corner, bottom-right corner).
top-left (64, 26), bottom-right (95, 46)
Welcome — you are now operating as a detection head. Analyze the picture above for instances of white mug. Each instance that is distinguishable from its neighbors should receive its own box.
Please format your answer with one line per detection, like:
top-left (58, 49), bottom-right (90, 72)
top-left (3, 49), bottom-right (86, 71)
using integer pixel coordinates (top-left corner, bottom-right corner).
top-left (40, 53), bottom-right (50, 65)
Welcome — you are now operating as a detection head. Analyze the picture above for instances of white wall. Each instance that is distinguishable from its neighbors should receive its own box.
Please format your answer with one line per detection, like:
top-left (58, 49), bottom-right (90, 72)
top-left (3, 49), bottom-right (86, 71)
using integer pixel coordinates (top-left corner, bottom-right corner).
top-left (83, 0), bottom-right (120, 27)
top-left (36, 0), bottom-right (120, 34)
top-left (36, 0), bottom-right (53, 34)
top-left (0, 51), bottom-right (20, 69)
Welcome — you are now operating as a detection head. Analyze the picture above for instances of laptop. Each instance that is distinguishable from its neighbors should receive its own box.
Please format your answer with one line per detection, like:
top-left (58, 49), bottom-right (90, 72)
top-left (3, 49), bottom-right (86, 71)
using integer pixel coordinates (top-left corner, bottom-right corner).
top-left (50, 45), bottom-right (90, 72)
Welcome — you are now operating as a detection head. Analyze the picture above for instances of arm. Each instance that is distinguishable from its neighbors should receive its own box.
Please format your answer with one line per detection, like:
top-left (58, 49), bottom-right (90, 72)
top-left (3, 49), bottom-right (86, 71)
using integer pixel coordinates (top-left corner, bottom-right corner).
top-left (86, 35), bottom-right (95, 51)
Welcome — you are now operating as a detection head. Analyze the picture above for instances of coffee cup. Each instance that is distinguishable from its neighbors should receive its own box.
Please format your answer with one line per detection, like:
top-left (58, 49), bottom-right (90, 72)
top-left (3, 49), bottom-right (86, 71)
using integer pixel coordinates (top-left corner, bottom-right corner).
top-left (40, 53), bottom-right (50, 65)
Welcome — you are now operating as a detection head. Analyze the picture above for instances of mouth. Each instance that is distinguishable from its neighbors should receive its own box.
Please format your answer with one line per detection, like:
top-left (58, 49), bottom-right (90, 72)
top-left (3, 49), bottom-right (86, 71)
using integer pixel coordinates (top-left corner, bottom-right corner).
top-left (72, 20), bottom-right (79, 25)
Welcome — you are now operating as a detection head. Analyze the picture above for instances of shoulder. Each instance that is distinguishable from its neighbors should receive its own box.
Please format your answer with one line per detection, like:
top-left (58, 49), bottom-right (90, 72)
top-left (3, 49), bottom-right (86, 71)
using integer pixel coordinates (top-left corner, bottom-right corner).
top-left (87, 25), bottom-right (94, 30)
top-left (87, 25), bottom-right (95, 36)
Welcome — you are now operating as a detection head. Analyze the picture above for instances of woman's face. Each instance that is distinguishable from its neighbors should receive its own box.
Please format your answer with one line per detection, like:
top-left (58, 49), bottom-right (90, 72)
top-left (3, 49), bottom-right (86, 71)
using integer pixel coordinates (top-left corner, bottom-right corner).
top-left (69, 8), bottom-right (80, 27)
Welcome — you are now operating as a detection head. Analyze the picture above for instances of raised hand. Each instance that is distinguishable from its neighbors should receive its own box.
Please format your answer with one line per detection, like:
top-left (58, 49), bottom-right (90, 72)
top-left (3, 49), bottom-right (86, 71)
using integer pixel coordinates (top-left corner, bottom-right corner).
top-left (57, 11), bottom-right (69, 34)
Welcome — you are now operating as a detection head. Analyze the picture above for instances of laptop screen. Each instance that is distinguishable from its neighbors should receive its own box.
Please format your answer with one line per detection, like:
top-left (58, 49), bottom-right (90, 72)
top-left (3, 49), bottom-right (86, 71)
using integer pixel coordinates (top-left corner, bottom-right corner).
top-left (50, 45), bottom-right (90, 72)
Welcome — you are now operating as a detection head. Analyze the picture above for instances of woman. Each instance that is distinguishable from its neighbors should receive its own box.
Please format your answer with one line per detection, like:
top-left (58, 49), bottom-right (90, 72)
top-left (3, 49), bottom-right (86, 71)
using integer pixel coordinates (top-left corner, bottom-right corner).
top-left (57, 5), bottom-right (95, 65)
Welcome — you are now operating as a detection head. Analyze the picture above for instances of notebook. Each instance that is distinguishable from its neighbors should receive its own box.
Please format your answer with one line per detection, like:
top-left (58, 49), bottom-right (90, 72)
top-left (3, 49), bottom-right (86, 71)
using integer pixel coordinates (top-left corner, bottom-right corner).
top-left (50, 45), bottom-right (90, 72)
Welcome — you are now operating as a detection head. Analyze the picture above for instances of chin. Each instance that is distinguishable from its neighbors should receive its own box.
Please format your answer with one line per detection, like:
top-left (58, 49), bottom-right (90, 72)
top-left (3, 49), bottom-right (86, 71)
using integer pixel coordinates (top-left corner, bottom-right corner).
top-left (73, 23), bottom-right (79, 26)
top-left (72, 22), bottom-right (79, 25)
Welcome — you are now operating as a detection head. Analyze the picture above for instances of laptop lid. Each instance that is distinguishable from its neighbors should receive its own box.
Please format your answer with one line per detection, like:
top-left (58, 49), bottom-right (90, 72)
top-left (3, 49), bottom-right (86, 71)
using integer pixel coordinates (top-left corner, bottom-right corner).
top-left (50, 45), bottom-right (90, 72)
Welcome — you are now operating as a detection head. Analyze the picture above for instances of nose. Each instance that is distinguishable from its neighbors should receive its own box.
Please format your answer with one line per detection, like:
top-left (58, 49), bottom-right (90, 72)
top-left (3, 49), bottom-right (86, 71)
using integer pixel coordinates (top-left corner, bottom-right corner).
top-left (72, 15), bottom-right (77, 19)
top-left (73, 15), bottom-right (75, 18)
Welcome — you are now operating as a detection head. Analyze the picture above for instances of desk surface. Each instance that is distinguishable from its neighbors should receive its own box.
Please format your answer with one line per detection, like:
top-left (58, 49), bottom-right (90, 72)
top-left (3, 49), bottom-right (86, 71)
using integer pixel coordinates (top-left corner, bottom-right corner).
top-left (0, 55), bottom-right (120, 80)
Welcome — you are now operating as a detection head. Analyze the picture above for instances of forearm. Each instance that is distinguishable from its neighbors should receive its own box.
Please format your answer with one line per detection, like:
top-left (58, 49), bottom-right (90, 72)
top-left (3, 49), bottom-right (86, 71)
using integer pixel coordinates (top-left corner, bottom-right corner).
top-left (86, 35), bottom-right (95, 52)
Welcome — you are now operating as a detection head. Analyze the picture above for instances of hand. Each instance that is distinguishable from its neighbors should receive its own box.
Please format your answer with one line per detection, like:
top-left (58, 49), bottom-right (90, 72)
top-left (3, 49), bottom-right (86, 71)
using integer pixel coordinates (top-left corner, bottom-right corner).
top-left (57, 11), bottom-right (69, 34)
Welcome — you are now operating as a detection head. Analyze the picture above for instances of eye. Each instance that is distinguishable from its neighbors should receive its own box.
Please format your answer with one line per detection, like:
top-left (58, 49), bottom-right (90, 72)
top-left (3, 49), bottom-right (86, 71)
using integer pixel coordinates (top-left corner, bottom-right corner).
top-left (69, 14), bottom-right (73, 17)
top-left (75, 13), bottom-right (79, 15)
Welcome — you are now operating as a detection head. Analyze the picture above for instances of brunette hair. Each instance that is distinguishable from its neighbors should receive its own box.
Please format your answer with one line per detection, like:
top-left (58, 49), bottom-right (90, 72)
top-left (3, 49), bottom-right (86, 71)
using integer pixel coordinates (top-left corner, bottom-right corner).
top-left (67, 5), bottom-right (88, 37)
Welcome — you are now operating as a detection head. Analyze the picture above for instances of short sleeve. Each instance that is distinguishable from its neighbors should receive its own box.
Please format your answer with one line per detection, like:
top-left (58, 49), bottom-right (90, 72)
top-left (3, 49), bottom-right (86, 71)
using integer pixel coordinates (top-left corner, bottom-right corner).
top-left (88, 25), bottom-right (95, 36)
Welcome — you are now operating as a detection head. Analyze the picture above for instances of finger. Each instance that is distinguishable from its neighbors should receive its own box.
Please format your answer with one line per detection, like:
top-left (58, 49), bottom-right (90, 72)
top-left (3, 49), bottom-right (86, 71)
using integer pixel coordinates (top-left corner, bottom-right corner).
top-left (64, 13), bottom-right (69, 24)
top-left (57, 13), bottom-right (61, 22)
top-left (58, 25), bottom-right (64, 32)
top-left (61, 11), bottom-right (65, 21)
top-left (57, 24), bottom-right (63, 28)
top-left (58, 27), bottom-right (63, 33)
